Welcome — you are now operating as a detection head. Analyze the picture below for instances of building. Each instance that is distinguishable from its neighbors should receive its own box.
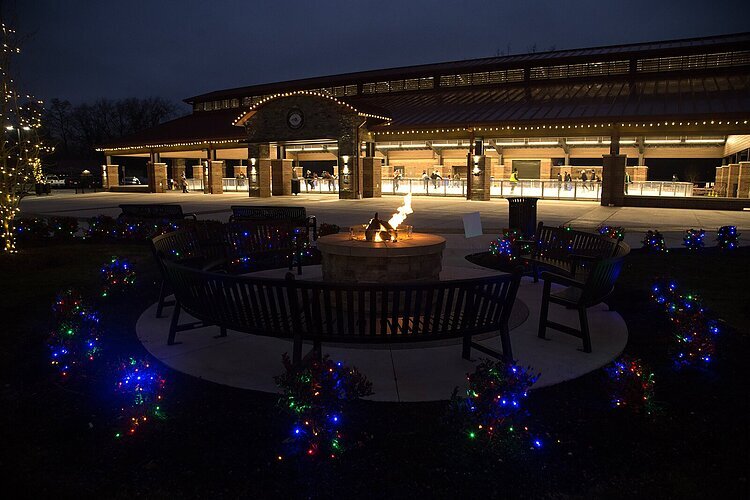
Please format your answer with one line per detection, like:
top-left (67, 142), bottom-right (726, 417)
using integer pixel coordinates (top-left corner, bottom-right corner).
top-left (99, 32), bottom-right (750, 206)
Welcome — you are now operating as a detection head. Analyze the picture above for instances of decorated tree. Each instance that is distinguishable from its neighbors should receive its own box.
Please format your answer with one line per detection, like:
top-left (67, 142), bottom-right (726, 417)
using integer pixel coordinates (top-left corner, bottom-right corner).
top-left (0, 22), bottom-right (47, 254)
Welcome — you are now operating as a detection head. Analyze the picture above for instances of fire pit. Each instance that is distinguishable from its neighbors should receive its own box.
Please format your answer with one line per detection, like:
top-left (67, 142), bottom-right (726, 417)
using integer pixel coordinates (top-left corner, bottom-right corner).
top-left (317, 195), bottom-right (446, 283)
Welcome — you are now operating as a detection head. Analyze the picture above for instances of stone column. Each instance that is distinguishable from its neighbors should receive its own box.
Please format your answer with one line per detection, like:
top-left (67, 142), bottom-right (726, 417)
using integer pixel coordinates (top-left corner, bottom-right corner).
top-left (601, 154), bottom-right (626, 206)
top-left (192, 165), bottom-right (204, 181)
top-left (103, 164), bottom-right (119, 189)
top-left (737, 162), bottom-right (750, 198)
top-left (467, 154), bottom-right (491, 201)
top-left (172, 159), bottom-right (187, 183)
top-left (271, 159), bottom-right (293, 196)
top-left (727, 163), bottom-right (740, 198)
top-left (208, 160), bottom-right (224, 194)
top-left (257, 159), bottom-right (273, 197)
top-left (361, 157), bottom-right (381, 198)
top-left (148, 162), bottom-right (168, 193)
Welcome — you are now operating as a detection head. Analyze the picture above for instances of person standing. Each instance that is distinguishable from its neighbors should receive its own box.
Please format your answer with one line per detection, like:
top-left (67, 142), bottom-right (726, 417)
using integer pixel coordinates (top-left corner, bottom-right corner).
top-left (556, 172), bottom-right (562, 190)
top-left (509, 168), bottom-right (519, 193)
top-left (564, 171), bottom-right (571, 190)
top-left (291, 167), bottom-right (301, 195)
top-left (180, 173), bottom-right (189, 193)
top-left (393, 170), bottom-right (401, 191)
top-left (421, 170), bottom-right (430, 192)
top-left (624, 170), bottom-right (631, 194)
top-left (580, 170), bottom-right (589, 191)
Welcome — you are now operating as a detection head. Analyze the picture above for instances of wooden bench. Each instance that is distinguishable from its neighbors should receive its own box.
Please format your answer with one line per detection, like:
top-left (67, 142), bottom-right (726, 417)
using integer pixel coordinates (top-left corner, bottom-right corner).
top-left (516, 222), bottom-right (623, 282)
top-left (157, 256), bottom-right (522, 363)
top-left (229, 205), bottom-right (317, 241)
top-left (118, 204), bottom-right (197, 222)
top-left (538, 244), bottom-right (630, 352)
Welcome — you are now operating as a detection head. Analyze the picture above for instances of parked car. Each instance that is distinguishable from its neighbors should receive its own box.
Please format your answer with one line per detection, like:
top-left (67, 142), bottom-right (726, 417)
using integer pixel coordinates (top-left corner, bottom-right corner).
top-left (122, 176), bottom-right (142, 185)
top-left (44, 175), bottom-right (66, 187)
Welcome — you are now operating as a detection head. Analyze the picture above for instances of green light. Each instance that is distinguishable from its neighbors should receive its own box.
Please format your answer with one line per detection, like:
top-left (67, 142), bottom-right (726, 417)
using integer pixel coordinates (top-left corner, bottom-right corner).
top-left (469, 432), bottom-right (476, 439)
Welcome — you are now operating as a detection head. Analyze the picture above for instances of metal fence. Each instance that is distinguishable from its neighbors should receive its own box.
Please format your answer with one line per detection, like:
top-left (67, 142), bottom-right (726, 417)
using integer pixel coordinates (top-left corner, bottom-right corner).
top-left (182, 177), bottom-right (694, 200)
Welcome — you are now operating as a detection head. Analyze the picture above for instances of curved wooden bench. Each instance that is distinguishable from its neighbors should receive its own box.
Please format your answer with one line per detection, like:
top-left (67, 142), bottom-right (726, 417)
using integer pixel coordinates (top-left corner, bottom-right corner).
top-left (158, 257), bottom-right (522, 363)
top-left (516, 222), bottom-right (624, 282)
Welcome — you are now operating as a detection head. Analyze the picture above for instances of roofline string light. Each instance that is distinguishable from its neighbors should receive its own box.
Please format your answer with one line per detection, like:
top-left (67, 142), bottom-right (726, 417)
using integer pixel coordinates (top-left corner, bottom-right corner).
top-left (96, 138), bottom-right (243, 153)
top-left (231, 90), bottom-right (392, 126)
top-left (375, 119), bottom-right (749, 136)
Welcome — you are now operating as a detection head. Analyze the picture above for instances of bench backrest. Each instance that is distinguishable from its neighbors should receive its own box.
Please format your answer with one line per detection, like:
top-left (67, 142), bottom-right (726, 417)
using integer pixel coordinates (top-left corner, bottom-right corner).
top-left (580, 255), bottom-right (625, 306)
top-left (288, 271), bottom-right (521, 342)
top-left (119, 204), bottom-right (185, 220)
top-left (161, 258), bottom-right (297, 337)
top-left (534, 222), bottom-right (619, 258)
top-left (229, 205), bottom-right (307, 222)
top-left (159, 257), bottom-right (521, 343)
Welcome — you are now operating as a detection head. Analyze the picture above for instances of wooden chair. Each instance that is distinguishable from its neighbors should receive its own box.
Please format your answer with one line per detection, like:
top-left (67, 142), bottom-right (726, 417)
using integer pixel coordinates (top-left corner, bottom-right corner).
top-left (537, 254), bottom-right (625, 353)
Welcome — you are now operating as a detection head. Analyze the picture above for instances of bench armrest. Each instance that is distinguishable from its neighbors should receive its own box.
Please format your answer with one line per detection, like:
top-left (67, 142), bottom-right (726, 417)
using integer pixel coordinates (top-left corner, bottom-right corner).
top-left (306, 215), bottom-right (318, 240)
top-left (540, 270), bottom-right (584, 288)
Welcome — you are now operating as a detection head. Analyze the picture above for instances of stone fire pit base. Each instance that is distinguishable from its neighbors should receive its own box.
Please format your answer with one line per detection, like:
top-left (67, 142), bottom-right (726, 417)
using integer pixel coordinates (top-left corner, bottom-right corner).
top-left (317, 233), bottom-right (446, 283)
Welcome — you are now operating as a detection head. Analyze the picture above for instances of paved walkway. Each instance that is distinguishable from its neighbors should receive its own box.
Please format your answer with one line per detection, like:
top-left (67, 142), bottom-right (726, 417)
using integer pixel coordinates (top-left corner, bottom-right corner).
top-left (20, 190), bottom-right (750, 249)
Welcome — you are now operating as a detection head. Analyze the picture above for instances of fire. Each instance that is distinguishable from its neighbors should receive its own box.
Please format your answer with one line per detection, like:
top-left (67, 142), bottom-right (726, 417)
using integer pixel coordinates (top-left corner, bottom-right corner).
top-left (388, 193), bottom-right (413, 229)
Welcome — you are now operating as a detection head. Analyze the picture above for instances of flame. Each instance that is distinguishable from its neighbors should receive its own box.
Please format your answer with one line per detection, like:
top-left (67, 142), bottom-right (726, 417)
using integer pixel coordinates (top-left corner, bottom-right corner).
top-left (374, 232), bottom-right (383, 242)
top-left (388, 193), bottom-right (413, 229)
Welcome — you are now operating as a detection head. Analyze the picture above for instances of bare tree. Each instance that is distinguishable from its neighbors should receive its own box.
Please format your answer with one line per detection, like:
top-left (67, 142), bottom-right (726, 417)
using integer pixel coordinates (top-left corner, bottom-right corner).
top-left (0, 22), bottom-right (47, 254)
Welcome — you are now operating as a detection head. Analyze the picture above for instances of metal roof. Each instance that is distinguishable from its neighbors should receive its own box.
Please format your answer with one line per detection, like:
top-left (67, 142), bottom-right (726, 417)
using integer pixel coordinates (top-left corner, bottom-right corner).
top-left (347, 75), bottom-right (750, 129)
top-left (185, 32), bottom-right (750, 103)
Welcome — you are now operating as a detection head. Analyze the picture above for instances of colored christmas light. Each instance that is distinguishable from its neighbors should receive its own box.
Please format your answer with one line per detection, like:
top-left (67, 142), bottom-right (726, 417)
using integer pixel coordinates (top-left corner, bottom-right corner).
top-left (448, 358), bottom-right (542, 450)
top-left (651, 279), bottom-right (719, 367)
top-left (605, 356), bottom-right (656, 415)
top-left (274, 353), bottom-right (372, 459)
top-left (114, 357), bottom-right (166, 437)
top-left (641, 230), bottom-right (667, 252)
top-left (48, 289), bottom-right (102, 378)
top-left (682, 228), bottom-right (705, 250)
top-left (716, 225), bottom-right (740, 250)
top-left (48, 216), bottom-right (79, 240)
top-left (489, 229), bottom-right (526, 261)
top-left (100, 256), bottom-right (136, 297)
top-left (596, 225), bottom-right (625, 240)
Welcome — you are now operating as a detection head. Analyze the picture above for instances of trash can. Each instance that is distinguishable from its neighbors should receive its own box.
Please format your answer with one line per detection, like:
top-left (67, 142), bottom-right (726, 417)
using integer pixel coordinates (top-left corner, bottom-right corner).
top-left (507, 197), bottom-right (538, 238)
top-left (35, 183), bottom-right (43, 195)
top-left (44, 183), bottom-right (52, 194)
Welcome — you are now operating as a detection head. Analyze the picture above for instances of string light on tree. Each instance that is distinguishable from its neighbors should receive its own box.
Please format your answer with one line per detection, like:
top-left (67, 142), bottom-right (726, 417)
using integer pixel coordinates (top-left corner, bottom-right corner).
top-left (48, 289), bottom-right (102, 378)
top-left (114, 357), bottom-right (166, 438)
top-left (100, 256), bottom-right (136, 297)
top-left (641, 230), bottom-right (667, 252)
top-left (716, 225), bottom-right (739, 250)
top-left (274, 353), bottom-right (372, 459)
top-left (682, 228), bottom-right (705, 250)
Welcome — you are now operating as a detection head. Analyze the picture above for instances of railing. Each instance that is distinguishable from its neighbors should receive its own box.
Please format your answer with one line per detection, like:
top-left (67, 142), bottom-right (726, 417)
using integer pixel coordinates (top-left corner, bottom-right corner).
top-left (180, 177), bottom-right (694, 200)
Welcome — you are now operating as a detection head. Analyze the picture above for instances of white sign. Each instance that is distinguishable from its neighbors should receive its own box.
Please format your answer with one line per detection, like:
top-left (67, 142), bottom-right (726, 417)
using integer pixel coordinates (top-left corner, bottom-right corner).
top-left (462, 212), bottom-right (483, 238)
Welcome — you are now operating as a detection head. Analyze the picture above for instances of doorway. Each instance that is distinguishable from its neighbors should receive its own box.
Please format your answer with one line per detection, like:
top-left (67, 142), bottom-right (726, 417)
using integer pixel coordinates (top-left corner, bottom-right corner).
top-left (512, 160), bottom-right (541, 179)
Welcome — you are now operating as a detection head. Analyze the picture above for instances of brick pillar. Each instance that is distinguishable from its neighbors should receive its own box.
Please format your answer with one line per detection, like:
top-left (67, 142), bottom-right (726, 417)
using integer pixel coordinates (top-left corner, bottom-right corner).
top-left (601, 154), bottom-right (626, 206)
top-left (256, 159), bottom-right (272, 197)
top-left (192, 165), bottom-right (204, 181)
top-left (208, 160), bottom-right (224, 194)
top-left (737, 162), bottom-right (750, 198)
top-left (148, 162), bottom-right (168, 193)
top-left (467, 155), bottom-right (491, 201)
top-left (337, 153), bottom-right (359, 199)
top-left (172, 159), bottom-right (186, 183)
top-left (104, 164), bottom-right (119, 189)
top-left (727, 163), bottom-right (740, 198)
top-left (361, 157), bottom-right (381, 198)
top-left (271, 159), bottom-right (293, 196)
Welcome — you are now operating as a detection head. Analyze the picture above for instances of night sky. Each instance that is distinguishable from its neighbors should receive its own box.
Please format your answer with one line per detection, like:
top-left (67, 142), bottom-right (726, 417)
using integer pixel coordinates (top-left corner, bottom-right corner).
top-left (7, 0), bottom-right (750, 110)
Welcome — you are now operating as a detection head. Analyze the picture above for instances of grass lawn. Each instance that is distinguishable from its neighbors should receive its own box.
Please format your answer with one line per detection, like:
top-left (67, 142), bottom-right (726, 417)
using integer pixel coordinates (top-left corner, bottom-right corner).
top-left (1, 240), bottom-right (748, 498)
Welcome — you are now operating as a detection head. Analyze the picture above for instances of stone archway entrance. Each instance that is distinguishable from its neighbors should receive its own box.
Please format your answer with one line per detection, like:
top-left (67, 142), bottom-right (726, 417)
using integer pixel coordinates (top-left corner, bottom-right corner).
top-left (235, 91), bottom-right (390, 199)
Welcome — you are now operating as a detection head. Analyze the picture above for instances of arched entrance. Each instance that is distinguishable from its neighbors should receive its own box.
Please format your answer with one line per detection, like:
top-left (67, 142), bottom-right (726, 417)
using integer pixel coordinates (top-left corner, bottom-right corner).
top-left (234, 91), bottom-right (390, 199)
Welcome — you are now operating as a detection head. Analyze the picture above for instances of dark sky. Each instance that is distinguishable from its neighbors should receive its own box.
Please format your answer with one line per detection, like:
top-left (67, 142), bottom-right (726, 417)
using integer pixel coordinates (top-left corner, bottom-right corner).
top-left (6, 0), bottom-right (750, 110)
